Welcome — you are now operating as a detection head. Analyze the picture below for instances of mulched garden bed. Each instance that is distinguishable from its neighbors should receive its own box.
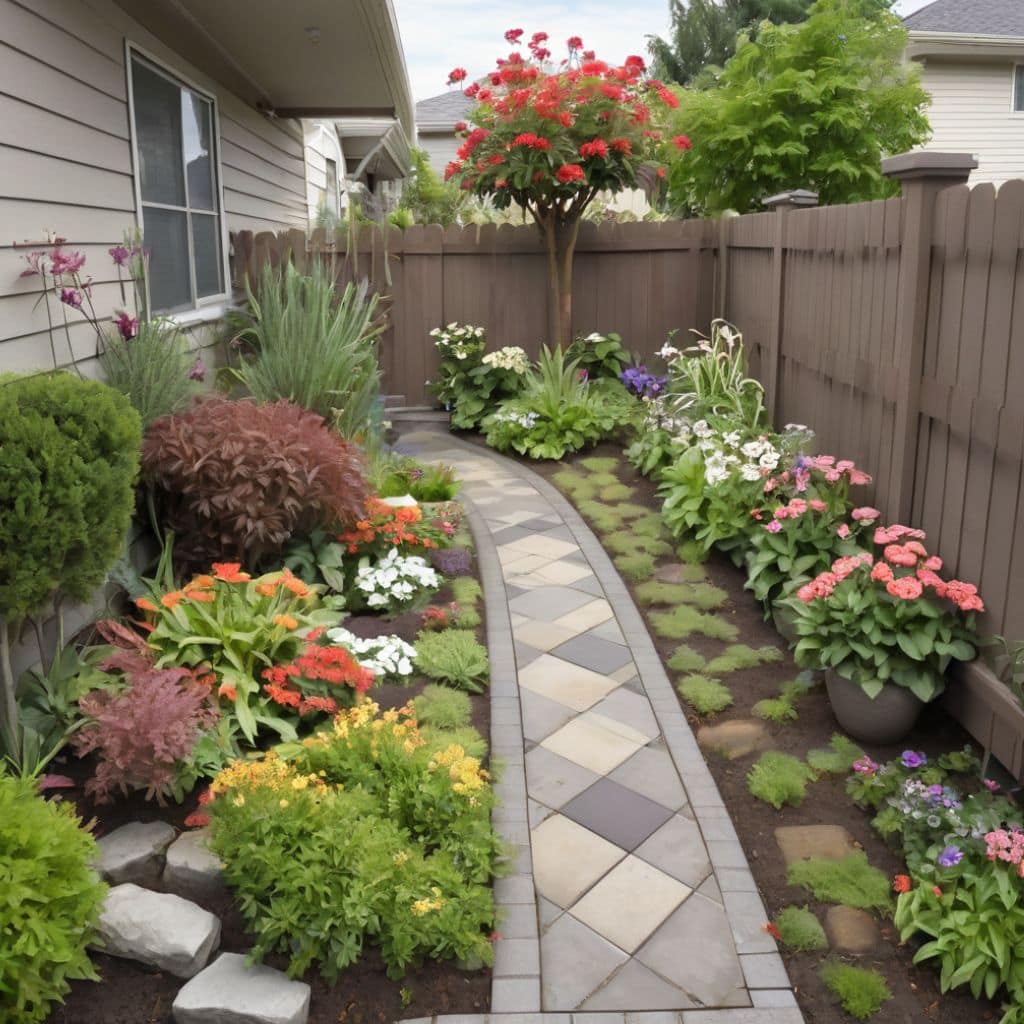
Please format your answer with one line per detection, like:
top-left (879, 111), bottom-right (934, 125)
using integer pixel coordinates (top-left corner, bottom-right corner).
top-left (47, 569), bottom-right (492, 1024)
top-left (512, 437), bottom-right (1002, 1024)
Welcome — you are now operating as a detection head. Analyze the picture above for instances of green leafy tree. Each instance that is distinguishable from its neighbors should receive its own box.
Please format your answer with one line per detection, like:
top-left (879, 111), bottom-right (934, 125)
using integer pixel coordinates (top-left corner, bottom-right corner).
top-left (648, 0), bottom-right (815, 86)
top-left (397, 148), bottom-right (467, 227)
top-left (664, 0), bottom-right (929, 214)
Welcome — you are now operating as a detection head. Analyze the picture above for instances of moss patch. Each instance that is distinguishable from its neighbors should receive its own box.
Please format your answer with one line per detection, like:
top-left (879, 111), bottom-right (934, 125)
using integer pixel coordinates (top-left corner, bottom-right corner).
top-left (604, 533), bottom-right (673, 559)
top-left (599, 483), bottom-right (635, 503)
top-left (705, 644), bottom-right (783, 675)
top-left (650, 605), bottom-right (739, 642)
top-left (747, 751), bottom-right (816, 809)
top-left (819, 961), bottom-right (892, 1020)
top-left (678, 674), bottom-right (733, 716)
top-left (666, 644), bottom-right (707, 673)
top-left (576, 500), bottom-right (628, 533)
top-left (774, 906), bottom-right (828, 952)
top-left (579, 456), bottom-right (620, 473)
top-left (807, 734), bottom-right (865, 776)
top-left (787, 853), bottom-right (892, 913)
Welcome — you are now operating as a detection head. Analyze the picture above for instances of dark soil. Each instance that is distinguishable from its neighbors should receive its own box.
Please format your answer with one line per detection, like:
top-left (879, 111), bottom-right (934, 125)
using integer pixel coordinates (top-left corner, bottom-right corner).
top-left (527, 439), bottom-right (1003, 1024)
top-left (48, 555), bottom-right (491, 1024)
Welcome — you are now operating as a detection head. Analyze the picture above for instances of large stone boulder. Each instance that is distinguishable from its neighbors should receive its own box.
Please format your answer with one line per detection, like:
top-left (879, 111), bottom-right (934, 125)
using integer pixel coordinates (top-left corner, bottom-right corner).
top-left (172, 953), bottom-right (311, 1024)
top-left (94, 821), bottom-right (175, 885)
top-left (164, 828), bottom-right (225, 899)
top-left (96, 884), bottom-right (220, 979)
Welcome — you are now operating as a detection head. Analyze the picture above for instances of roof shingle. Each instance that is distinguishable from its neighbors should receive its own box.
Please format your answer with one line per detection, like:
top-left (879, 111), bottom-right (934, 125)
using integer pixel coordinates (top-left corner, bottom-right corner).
top-left (904, 0), bottom-right (1024, 38)
top-left (415, 89), bottom-right (473, 130)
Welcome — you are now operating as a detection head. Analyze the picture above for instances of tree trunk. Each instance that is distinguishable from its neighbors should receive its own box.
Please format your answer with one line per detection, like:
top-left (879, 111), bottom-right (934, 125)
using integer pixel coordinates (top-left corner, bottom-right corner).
top-left (542, 217), bottom-right (561, 348)
top-left (540, 214), bottom-right (582, 348)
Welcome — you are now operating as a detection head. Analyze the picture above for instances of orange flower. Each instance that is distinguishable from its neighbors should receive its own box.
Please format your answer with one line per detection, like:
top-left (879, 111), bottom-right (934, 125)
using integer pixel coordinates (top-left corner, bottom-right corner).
top-left (212, 562), bottom-right (251, 583)
top-left (135, 597), bottom-right (157, 613)
top-left (255, 581), bottom-right (278, 598)
top-left (280, 567), bottom-right (310, 597)
top-left (183, 811), bottom-right (210, 828)
top-left (762, 922), bottom-right (782, 941)
top-left (217, 682), bottom-right (237, 701)
top-left (186, 589), bottom-right (217, 603)
top-left (190, 575), bottom-right (215, 589)
top-left (161, 590), bottom-right (185, 609)
top-left (273, 614), bottom-right (299, 630)
top-left (893, 875), bottom-right (912, 894)
top-left (932, 886), bottom-right (943, 897)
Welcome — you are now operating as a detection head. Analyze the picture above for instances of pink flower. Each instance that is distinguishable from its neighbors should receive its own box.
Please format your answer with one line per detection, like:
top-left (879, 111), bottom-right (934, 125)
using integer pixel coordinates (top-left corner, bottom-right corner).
top-left (870, 562), bottom-right (894, 583)
top-left (884, 544), bottom-right (919, 568)
top-left (505, 28), bottom-right (524, 44)
top-left (916, 569), bottom-right (946, 594)
top-left (114, 311), bottom-right (138, 340)
top-left (836, 460), bottom-right (855, 472)
top-left (849, 469), bottom-right (872, 486)
top-left (188, 357), bottom-right (206, 382)
top-left (60, 287), bottom-right (83, 309)
top-left (447, 67), bottom-right (468, 85)
top-left (852, 507), bottom-right (880, 522)
top-left (808, 499), bottom-right (826, 513)
top-left (813, 455), bottom-right (836, 467)
top-left (567, 35), bottom-right (583, 50)
top-left (764, 520), bottom-right (782, 533)
top-left (763, 478), bottom-right (777, 493)
top-left (836, 523), bottom-right (851, 539)
top-left (49, 247), bottom-right (86, 277)
top-left (832, 555), bottom-right (867, 580)
top-left (887, 576), bottom-right (923, 600)
top-left (109, 244), bottom-right (131, 266)
top-left (923, 556), bottom-right (943, 571)
top-left (984, 779), bottom-right (1000, 792)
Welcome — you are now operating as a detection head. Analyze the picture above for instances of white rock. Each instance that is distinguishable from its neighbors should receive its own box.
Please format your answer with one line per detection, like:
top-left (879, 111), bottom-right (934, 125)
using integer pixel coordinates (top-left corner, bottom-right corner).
top-left (378, 493), bottom-right (418, 507)
top-left (164, 828), bottom-right (225, 898)
top-left (94, 821), bottom-right (175, 885)
top-left (96, 884), bottom-right (220, 979)
top-left (172, 952), bottom-right (311, 1024)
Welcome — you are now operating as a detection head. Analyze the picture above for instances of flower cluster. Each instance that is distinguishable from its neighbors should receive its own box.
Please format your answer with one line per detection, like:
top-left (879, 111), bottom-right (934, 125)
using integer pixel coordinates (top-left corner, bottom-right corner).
top-left (430, 322), bottom-right (486, 361)
top-left (339, 498), bottom-right (442, 557)
top-left (353, 548), bottom-right (440, 613)
top-left (687, 421), bottom-right (781, 486)
top-left (985, 829), bottom-right (1024, 876)
top-left (481, 346), bottom-right (530, 373)
top-left (261, 635), bottom-right (375, 717)
top-left (428, 743), bottom-right (491, 799)
top-left (620, 364), bottom-right (668, 398)
top-left (488, 408), bottom-right (540, 430)
top-left (325, 626), bottom-right (416, 681)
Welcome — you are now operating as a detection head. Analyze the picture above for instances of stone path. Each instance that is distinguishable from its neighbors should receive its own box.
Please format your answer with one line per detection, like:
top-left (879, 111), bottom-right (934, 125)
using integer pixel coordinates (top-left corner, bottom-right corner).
top-left (398, 431), bottom-right (805, 1024)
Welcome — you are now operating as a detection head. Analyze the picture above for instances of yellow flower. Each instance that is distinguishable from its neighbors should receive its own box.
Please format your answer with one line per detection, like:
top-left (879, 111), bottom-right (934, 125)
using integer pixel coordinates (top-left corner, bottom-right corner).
top-left (393, 851), bottom-right (409, 867)
top-left (292, 776), bottom-right (309, 791)
top-left (279, 799), bottom-right (290, 809)
top-left (233, 794), bottom-right (245, 807)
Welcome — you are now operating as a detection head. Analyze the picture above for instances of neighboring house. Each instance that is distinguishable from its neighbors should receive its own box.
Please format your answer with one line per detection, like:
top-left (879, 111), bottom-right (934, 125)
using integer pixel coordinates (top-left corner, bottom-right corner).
top-left (415, 89), bottom-right (474, 177)
top-left (905, 0), bottom-right (1024, 186)
top-left (2, 0), bottom-right (412, 375)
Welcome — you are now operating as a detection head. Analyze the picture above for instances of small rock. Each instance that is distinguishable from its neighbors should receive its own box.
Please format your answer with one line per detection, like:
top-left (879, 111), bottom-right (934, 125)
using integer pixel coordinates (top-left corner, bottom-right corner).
top-left (164, 828), bottom-right (225, 898)
top-left (94, 821), bottom-right (175, 885)
top-left (96, 883), bottom-right (220, 979)
top-left (775, 825), bottom-right (856, 866)
top-left (824, 905), bottom-right (880, 955)
top-left (696, 720), bottom-right (771, 759)
top-left (172, 952), bottom-right (311, 1024)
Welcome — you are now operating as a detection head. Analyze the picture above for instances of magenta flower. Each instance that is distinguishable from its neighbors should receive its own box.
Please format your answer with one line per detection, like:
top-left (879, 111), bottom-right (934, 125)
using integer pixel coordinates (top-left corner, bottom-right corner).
top-left (114, 311), bottom-right (138, 340)
top-left (50, 247), bottom-right (86, 277)
top-left (188, 357), bottom-right (206, 382)
top-left (901, 750), bottom-right (927, 769)
top-left (763, 520), bottom-right (782, 533)
top-left (20, 250), bottom-right (47, 278)
top-left (984, 779), bottom-right (1000, 792)
top-left (60, 288), bottom-right (83, 309)
top-left (578, 368), bottom-right (589, 382)
top-left (853, 756), bottom-right (879, 776)
top-left (109, 244), bottom-right (131, 266)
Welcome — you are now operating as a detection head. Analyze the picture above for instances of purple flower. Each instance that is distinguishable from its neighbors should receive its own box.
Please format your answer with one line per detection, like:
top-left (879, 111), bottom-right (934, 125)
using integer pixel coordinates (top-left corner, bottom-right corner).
top-left (109, 244), bottom-right (131, 266)
top-left (49, 247), bottom-right (86, 277)
top-left (763, 520), bottom-right (782, 533)
top-left (60, 288), bottom-right (83, 309)
top-left (188, 357), bottom-right (206, 382)
top-left (901, 750), bottom-right (927, 769)
top-left (937, 845), bottom-right (963, 868)
top-left (114, 311), bottom-right (138, 340)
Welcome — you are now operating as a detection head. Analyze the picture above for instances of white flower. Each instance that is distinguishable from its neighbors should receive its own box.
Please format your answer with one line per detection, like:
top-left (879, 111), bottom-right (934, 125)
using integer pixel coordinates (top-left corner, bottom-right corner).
top-left (354, 550), bottom-right (439, 611)
top-left (704, 453), bottom-right (730, 486)
top-left (741, 440), bottom-right (765, 459)
top-left (658, 343), bottom-right (681, 360)
top-left (758, 450), bottom-right (780, 470)
top-left (722, 431), bottom-right (741, 448)
top-left (692, 419), bottom-right (713, 438)
top-left (740, 463), bottom-right (763, 482)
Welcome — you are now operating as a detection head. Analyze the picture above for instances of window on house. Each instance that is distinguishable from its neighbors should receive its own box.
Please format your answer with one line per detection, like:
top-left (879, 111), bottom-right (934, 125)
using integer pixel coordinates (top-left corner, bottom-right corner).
top-left (1015, 66), bottom-right (1024, 112)
top-left (129, 53), bottom-right (224, 313)
top-left (324, 157), bottom-right (340, 217)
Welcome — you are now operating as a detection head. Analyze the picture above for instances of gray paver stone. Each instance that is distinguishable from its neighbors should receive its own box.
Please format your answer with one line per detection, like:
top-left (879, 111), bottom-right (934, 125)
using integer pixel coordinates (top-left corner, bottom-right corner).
top-left (541, 914), bottom-right (629, 1010)
top-left (164, 828), bottom-right (224, 898)
top-left (94, 821), bottom-right (175, 885)
top-left (740, 953), bottom-right (790, 989)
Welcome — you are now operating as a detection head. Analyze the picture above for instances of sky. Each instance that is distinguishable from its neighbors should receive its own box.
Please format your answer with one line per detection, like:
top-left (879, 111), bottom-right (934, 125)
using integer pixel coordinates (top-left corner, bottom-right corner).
top-left (394, 0), bottom-right (937, 104)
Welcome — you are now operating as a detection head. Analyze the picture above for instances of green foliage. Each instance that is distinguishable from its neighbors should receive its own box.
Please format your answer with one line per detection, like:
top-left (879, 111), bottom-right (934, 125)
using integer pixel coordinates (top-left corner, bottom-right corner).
top-left (451, 577), bottom-right (483, 609)
top-left (599, 482), bottom-right (635, 503)
top-left (373, 456), bottom-right (460, 503)
top-left (229, 260), bottom-right (384, 428)
top-left (579, 456), bottom-right (620, 473)
top-left (565, 331), bottom-right (631, 381)
top-left (615, 552), bottom-right (656, 582)
top-left (99, 317), bottom-right (198, 427)
top-left (819, 961), bottom-right (892, 1020)
top-left (0, 774), bottom-right (106, 1023)
top-left (787, 853), bottom-right (892, 912)
top-left (576, 500), bottom-right (628, 533)
top-left (0, 373), bottom-right (141, 624)
top-left (678, 674), bottom-right (733, 716)
top-left (665, 0), bottom-right (930, 215)
top-left (283, 529), bottom-right (348, 593)
top-left (747, 751), bottom-right (815, 808)
top-left (414, 685), bottom-right (472, 730)
top-left (398, 148), bottom-right (467, 226)
top-left (634, 580), bottom-right (728, 611)
top-left (807, 733), bottom-right (865, 776)
top-left (667, 644), bottom-right (707, 673)
top-left (706, 644), bottom-right (782, 674)
top-left (651, 605), bottom-right (739, 642)
top-left (605, 533), bottom-right (674, 560)
top-left (414, 630), bottom-right (490, 693)
top-left (774, 905), bottom-right (828, 951)
top-left (209, 703), bottom-right (500, 980)
top-left (553, 470), bottom-right (601, 503)
top-left (421, 724), bottom-right (487, 759)
top-left (752, 696), bottom-right (798, 723)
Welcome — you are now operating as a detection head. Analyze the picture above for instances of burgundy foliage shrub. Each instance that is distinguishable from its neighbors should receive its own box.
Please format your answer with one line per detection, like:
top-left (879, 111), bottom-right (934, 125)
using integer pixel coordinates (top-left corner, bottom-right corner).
top-left (142, 397), bottom-right (367, 570)
top-left (430, 546), bottom-right (474, 577)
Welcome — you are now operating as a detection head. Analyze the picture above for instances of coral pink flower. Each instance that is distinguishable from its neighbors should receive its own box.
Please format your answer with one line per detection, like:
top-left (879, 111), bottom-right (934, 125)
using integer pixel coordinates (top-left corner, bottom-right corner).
top-left (887, 576), bottom-right (923, 600)
top-left (809, 499), bottom-right (826, 513)
top-left (836, 523), bottom-right (851, 539)
top-left (852, 507), bottom-right (880, 522)
top-left (923, 555), bottom-right (943, 571)
top-left (870, 562), bottom-right (894, 583)
top-left (884, 544), bottom-right (919, 568)
top-left (764, 520), bottom-right (782, 533)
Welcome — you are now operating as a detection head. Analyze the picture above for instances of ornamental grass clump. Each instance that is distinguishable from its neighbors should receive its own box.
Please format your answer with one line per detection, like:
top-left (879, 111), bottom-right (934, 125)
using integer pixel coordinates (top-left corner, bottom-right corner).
top-left (787, 852), bottom-right (892, 912)
top-left (651, 605), bottom-right (739, 642)
top-left (705, 644), bottom-right (782, 674)
top-left (773, 906), bottom-right (827, 952)
top-left (747, 751), bottom-right (816, 809)
top-left (819, 961), bottom-right (892, 1020)
top-left (678, 674), bottom-right (733, 716)
top-left (414, 629), bottom-right (490, 693)
top-left (414, 685), bottom-right (472, 730)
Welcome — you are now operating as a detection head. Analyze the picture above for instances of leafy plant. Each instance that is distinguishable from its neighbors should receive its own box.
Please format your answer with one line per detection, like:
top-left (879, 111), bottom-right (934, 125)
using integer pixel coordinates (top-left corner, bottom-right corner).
top-left (0, 774), bottom-right (107, 1024)
top-left (651, 605), bottom-right (739, 642)
top-left (229, 260), bottom-right (384, 424)
top-left (678, 674), bottom-right (733, 716)
top-left (773, 905), bottom-right (827, 952)
top-left (751, 695), bottom-right (798, 724)
top-left (990, 635), bottom-right (1024, 707)
top-left (599, 482), bottom-right (635, 503)
top-left (421, 724), bottom-right (487, 759)
top-left (807, 734), bottom-right (865, 776)
top-left (604, 534), bottom-right (673, 560)
top-left (615, 553), bottom-right (657, 582)
top-left (451, 577), bottom-right (483, 609)
top-left (787, 853), bottom-right (892, 912)
top-left (430, 547), bottom-right (474, 578)
top-left (819, 961), bottom-right (892, 1021)
top-left (143, 397), bottom-right (367, 571)
top-left (414, 630), bottom-right (489, 693)
top-left (747, 751), bottom-right (815, 809)
top-left (283, 528), bottom-right (347, 593)
top-left (565, 331), bottom-right (631, 380)
top-left (667, 644), bottom-right (707, 673)
top-left (414, 685), bottom-right (473, 730)
top-left (375, 458), bottom-right (461, 503)
top-left (706, 644), bottom-right (781, 674)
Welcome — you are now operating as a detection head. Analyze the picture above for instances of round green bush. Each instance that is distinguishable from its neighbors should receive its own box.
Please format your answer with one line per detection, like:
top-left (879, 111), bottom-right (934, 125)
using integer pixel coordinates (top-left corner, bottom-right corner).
top-left (0, 373), bottom-right (141, 622)
top-left (0, 773), bottom-right (107, 1022)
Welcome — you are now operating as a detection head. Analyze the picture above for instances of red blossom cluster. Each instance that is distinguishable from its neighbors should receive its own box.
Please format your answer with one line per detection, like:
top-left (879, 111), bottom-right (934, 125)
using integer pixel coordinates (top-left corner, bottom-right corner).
top-left (262, 638), bottom-right (375, 717)
top-left (338, 498), bottom-right (439, 556)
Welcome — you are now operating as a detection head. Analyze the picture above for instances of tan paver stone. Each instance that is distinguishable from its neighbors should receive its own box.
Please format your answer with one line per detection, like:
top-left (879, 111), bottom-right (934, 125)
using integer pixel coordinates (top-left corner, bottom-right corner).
top-left (775, 825), bottom-right (857, 865)
top-left (503, 535), bottom-right (581, 560)
top-left (541, 713), bottom-right (647, 775)
top-left (579, 959), bottom-right (696, 1010)
top-left (554, 599), bottom-right (614, 633)
top-left (499, 553), bottom-right (552, 575)
top-left (518, 654), bottom-right (619, 711)
top-left (529, 560), bottom-right (595, 586)
top-left (824, 906), bottom-right (879, 955)
top-left (513, 621), bottom-right (581, 652)
top-left (697, 720), bottom-right (772, 760)
top-left (532, 814), bottom-right (626, 908)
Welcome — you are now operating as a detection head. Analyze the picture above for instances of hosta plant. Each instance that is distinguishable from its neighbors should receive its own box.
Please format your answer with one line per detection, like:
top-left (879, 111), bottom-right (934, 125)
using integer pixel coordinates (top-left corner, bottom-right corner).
top-left (565, 331), bottom-right (630, 380)
top-left (788, 526), bottom-right (983, 702)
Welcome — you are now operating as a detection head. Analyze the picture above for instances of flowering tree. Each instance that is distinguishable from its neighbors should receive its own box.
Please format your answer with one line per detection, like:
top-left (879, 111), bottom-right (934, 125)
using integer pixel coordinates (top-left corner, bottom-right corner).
top-left (446, 31), bottom-right (688, 345)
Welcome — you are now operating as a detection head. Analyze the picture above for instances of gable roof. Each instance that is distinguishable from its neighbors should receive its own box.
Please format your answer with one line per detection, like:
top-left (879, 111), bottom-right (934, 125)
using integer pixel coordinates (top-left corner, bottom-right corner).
top-left (415, 89), bottom-right (473, 132)
top-left (904, 0), bottom-right (1024, 38)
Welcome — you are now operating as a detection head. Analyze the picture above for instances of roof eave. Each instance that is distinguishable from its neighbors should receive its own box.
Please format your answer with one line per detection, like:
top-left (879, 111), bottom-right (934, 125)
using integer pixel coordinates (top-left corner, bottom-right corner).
top-left (907, 30), bottom-right (1024, 60)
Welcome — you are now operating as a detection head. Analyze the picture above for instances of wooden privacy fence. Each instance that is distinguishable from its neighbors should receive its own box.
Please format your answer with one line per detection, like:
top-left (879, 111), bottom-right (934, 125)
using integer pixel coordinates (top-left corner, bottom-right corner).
top-left (230, 151), bottom-right (1024, 775)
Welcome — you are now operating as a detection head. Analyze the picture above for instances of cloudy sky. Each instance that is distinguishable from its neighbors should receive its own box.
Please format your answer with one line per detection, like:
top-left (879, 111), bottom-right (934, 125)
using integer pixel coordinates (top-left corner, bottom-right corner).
top-left (394, 0), bottom-right (935, 102)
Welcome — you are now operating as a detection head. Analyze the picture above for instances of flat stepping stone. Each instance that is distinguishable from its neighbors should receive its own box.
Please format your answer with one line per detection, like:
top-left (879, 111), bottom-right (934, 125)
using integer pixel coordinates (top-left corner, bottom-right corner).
top-left (164, 828), bottom-right (225, 898)
top-left (96, 883), bottom-right (220, 978)
top-left (173, 952), bottom-right (311, 1024)
top-left (775, 824), bottom-right (856, 865)
top-left (697, 720), bottom-right (771, 759)
top-left (824, 905), bottom-right (880, 955)
top-left (94, 821), bottom-right (175, 885)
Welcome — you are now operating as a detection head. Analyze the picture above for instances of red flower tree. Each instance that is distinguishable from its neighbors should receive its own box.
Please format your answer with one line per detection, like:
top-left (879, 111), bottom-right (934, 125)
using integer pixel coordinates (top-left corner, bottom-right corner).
top-left (446, 33), bottom-right (684, 345)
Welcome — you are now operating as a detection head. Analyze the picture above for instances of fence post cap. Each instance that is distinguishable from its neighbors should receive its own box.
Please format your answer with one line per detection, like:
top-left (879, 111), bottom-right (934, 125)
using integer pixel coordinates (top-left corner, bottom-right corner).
top-left (762, 189), bottom-right (819, 210)
top-left (881, 150), bottom-right (978, 182)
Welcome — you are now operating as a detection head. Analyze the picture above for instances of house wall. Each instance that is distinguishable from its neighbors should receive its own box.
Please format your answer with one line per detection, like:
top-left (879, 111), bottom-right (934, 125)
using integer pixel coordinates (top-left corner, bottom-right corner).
top-left (304, 121), bottom-right (347, 227)
top-left (1, 0), bottom-right (310, 376)
top-left (918, 58), bottom-right (1024, 185)
top-left (418, 131), bottom-right (460, 176)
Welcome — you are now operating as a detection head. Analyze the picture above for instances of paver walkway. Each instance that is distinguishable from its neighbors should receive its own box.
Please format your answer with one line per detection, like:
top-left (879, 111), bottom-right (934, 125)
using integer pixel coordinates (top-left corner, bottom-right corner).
top-left (399, 430), bottom-right (804, 1024)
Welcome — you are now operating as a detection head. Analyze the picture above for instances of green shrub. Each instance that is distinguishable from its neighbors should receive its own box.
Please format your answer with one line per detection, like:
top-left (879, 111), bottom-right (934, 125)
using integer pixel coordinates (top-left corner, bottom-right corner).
top-left (576, 500), bottom-right (628, 532)
top-left (631, 513), bottom-right (670, 538)
top-left (614, 502), bottom-right (653, 522)
top-left (706, 644), bottom-right (782, 674)
top-left (552, 470), bottom-right (599, 502)
top-left (579, 456), bottom-right (620, 473)
top-left (678, 674), bottom-right (733, 716)
top-left (752, 696), bottom-right (798, 723)
top-left (747, 752), bottom-right (815, 809)
top-left (635, 580), bottom-right (727, 611)
top-left (0, 774), bottom-right (107, 1023)
top-left (414, 685), bottom-right (472, 729)
top-left (807, 734), bottom-right (865, 776)
top-left (421, 724), bottom-right (487, 759)
top-left (787, 853), bottom-right (891, 912)
top-left (614, 552), bottom-right (656, 582)
top-left (451, 577), bottom-right (483, 608)
top-left (604, 533), bottom-right (673, 559)
top-left (774, 906), bottom-right (827, 952)
top-left (598, 482), bottom-right (635, 503)
top-left (676, 538), bottom-right (707, 563)
top-left (651, 606), bottom-right (739, 642)
top-left (667, 645), bottom-right (707, 673)
top-left (414, 630), bottom-right (489, 693)
top-left (819, 961), bottom-right (891, 1020)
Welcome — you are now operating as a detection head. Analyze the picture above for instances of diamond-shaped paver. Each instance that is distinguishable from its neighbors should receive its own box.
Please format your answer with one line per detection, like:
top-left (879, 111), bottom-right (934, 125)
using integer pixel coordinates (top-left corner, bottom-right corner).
top-left (562, 778), bottom-right (673, 851)
top-left (590, 688), bottom-right (660, 741)
top-left (518, 654), bottom-right (619, 711)
top-left (635, 815), bottom-right (713, 889)
top-left (579, 958), bottom-right (696, 1011)
top-left (521, 689), bottom-right (577, 743)
top-left (513, 619), bottom-right (582, 652)
top-left (541, 713), bottom-right (648, 775)
top-left (550, 632), bottom-right (633, 675)
top-left (570, 855), bottom-right (691, 953)
top-left (503, 535), bottom-right (581, 561)
top-left (540, 911), bottom-right (629, 1010)
top-left (531, 814), bottom-right (625, 908)
top-left (526, 747), bottom-right (601, 810)
top-left (554, 599), bottom-right (614, 633)
top-left (609, 746), bottom-right (689, 811)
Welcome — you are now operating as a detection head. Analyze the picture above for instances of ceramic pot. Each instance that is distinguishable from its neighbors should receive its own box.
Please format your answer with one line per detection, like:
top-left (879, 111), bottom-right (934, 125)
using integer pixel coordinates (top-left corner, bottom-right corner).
top-left (824, 668), bottom-right (924, 744)
top-left (771, 600), bottom-right (799, 647)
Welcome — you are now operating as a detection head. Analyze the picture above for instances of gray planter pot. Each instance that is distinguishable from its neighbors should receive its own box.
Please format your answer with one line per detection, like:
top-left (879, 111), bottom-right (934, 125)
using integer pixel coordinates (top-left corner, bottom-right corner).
top-left (771, 600), bottom-right (799, 647)
top-left (824, 668), bottom-right (924, 745)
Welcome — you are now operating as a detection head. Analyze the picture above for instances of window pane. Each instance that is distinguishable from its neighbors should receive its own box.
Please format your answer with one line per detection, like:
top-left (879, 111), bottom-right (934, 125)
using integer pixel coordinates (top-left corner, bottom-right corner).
top-left (131, 60), bottom-right (185, 206)
top-left (1016, 67), bottom-right (1024, 112)
top-left (143, 207), bottom-right (192, 311)
top-left (191, 213), bottom-right (223, 297)
top-left (183, 91), bottom-right (216, 211)
top-left (325, 158), bottom-right (339, 215)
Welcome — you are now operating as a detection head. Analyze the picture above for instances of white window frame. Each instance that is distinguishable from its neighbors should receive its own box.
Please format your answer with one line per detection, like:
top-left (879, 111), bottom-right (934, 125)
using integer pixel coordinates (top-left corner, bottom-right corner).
top-left (324, 156), bottom-right (340, 218)
top-left (1012, 64), bottom-right (1024, 115)
top-left (125, 43), bottom-right (231, 320)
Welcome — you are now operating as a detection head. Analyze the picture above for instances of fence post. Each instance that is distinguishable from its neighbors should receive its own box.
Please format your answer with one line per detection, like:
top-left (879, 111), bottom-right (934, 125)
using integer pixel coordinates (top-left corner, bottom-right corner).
top-left (882, 151), bottom-right (977, 522)
top-left (761, 189), bottom-right (819, 421)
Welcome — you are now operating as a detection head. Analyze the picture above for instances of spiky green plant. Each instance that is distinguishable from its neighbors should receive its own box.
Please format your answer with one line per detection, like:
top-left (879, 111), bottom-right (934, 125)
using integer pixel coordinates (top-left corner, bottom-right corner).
top-left (774, 906), bottom-right (828, 952)
top-left (667, 644), bottom-right (706, 672)
top-left (552, 470), bottom-right (599, 502)
top-left (705, 644), bottom-right (782, 674)
top-left (599, 483), bottom-right (635, 503)
top-left (421, 725), bottom-right (487, 759)
top-left (604, 534), bottom-right (673, 559)
top-left (414, 684), bottom-right (472, 729)
top-left (576, 500), bottom-right (628, 532)
top-left (819, 961), bottom-right (891, 1020)
top-left (752, 696), bottom-right (798, 723)
top-left (414, 629), bottom-right (489, 693)
top-left (651, 606), bottom-right (739, 642)
top-left (451, 577), bottom-right (483, 608)
top-left (806, 734), bottom-right (865, 776)
top-left (786, 853), bottom-right (891, 912)
top-left (633, 580), bottom-right (727, 611)
top-left (747, 752), bottom-right (815, 809)
top-left (614, 552), bottom-right (656, 582)
top-left (678, 674), bottom-right (733, 715)
top-left (631, 513), bottom-right (670, 538)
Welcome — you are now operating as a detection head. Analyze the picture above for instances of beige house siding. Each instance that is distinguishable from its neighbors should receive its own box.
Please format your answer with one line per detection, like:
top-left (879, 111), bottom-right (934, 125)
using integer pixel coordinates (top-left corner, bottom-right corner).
top-left (918, 58), bottom-right (1024, 186)
top-left (418, 131), bottom-right (461, 177)
top-left (1, 0), bottom-right (310, 375)
top-left (304, 121), bottom-right (347, 227)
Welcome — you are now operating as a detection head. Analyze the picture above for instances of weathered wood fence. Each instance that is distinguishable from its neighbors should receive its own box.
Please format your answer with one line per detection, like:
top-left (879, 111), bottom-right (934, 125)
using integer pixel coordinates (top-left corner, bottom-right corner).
top-left (231, 151), bottom-right (1024, 775)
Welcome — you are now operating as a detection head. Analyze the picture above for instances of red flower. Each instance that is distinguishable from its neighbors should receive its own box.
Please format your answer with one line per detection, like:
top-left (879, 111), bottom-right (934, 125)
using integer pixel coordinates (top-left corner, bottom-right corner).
top-left (530, 31), bottom-right (549, 45)
top-left (495, 179), bottom-right (509, 188)
top-left (556, 164), bottom-right (586, 183)
top-left (611, 137), bottom-right (632, 155)
top-left (454, 120), bottom-right (467, 132)
top-left (893, 875), bottom-right (912, 894)
top-left (505, 28), bottom-right (524, 44)
top-left (464, 82), bottom-right (480, 98)
top-left (581, 59), bottom-right (608, 76)
top-left (625, 54), bottom-right (646, 72)
top-left (579, 138), bottom-right (609, 159)
top-left (658, 87), bottom-right (679, 109)
top-left (183, 811), bottom-right (210, 828)
top-left (672, 134), bottom-right (692, 151)
top-left (444, 161), bottom-right (463, 182)
top-left (600, 82), bottom-right (625, 101)
top-left (567, 35), bottom-right (583, 50)
top-left (212, 562), bottom-right (250, 583)
top-left (447, 67), bottom-right (468, 84)
top-left (763, 922), bottom-right (782, 940)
